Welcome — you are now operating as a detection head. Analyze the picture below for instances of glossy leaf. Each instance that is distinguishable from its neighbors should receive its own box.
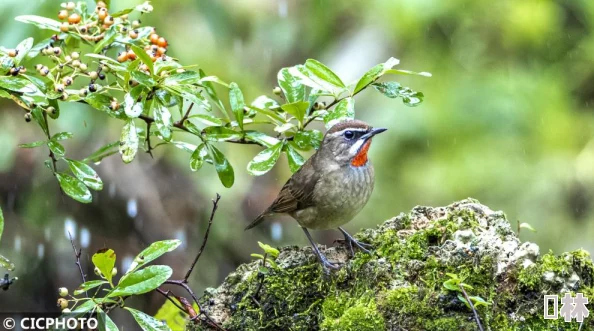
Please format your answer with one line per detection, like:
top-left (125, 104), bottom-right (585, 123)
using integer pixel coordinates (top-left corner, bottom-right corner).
top-left (86, 93), bottom-right (125, 119)
top-left (14, 37), bottom-right (33, 65)
top-left (203, 126), bottom-right (243, 141)
top-left (258, 241), bottom-right (280, 258)
top-left (93, 248), bottom-right (117, 284)
top-left (130, 44), bottom-right (154, 75)
top-left (126, 307), bottom-right (170, 331)
top-left (97, 311), bottom-right (119, 331)
top-left (126, 240), bottom-right (181, 274)
top-left (18, 140), bottom-right (45, 148)
top-left (190, 144), bottom-right (207, 171)
top-left (285, 143), bottom-right (305, 173)
top-left (15, 15), bottom-right (61, 32)
top-left (324, 97), bottom-right (354, 128)
top-left (163, 71), bottom-right (201, 85)
top-left (251, 95), bottom-right (279, 110)
top-left (120, 120), bottom-right (139, 163)
top-left (0, 254), bottom-right (15, 271)
top-left (0, 76), bottom-right (37, 93)
top-left (166, 85), bottom-right (211, 111)
top-left (281, 101), bottom-right (309, 124)
top-left (65, 158), bottom-right (103, 191)
top-left (199, 69), bottom-right (226, 113)
top-left (244, 131), bottom-right (281, 148)
top-left (84, 141), bottom-right (119, 163)
top-left (52, 132), bottom-right (73, 141)
top-left (0, 205), bottom-right (3, 242)
top-left (229, 82), bottom-right (245, 131)
top-left (153, 102), bottom-right (172, 141)
top-left (124, 90), bottom-right (144, 118)
top-left (278, 67), bottom-right (305, 103)
top-left (247, 142), bottom-right (283, 176)
top-left (304, 59), bottom-right (346, 91)
top-left (188, 114), bottom-right (223, 126)
top-left (74, 280), bottom-right (108, 296)
top-left (131, 71), bottom-right (155, 88)
top-left (519, 222), bottom-right (537, 232)
top-left (48, 140), bottom-right (65, 157)
top-left (293, 130), bottom-right (323, 150)
top-left (353, 57), bottom-right (400, 95)
top-left (372, 82), bottom-right (424, 106)
top-left (56, 173), bottom-right (92, 203)
top-left (207, 144), bottom-right (234, 187)
top-left (110, 265), bottom-right (172, 297)
top-left (386, 69), bottom-right (432, 77)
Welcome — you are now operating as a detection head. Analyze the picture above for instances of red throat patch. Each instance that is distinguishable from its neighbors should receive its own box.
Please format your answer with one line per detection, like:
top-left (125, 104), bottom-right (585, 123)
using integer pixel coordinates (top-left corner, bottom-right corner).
top-left (351, 140), bottom-right (372, 167)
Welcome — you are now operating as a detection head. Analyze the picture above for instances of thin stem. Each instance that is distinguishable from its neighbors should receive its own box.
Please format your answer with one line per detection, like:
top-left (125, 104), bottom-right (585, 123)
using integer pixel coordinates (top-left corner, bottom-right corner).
top-left (42, 111), bottom-right (59, 176)
top-left (176, 102), bottom-right (195, 127)
top-left (145, 121), bottom-right (154, 158)
top-left (156, 288), bottom-right (187, 313)
top-left (459, 284), bottom-right (484, 331)
top-left (68, 232), bottom-right (87, 290)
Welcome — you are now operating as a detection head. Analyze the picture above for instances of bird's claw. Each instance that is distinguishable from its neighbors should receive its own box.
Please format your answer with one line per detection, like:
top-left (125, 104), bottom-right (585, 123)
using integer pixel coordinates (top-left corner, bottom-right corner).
top-left (339, 227), bottom-right (373, 257)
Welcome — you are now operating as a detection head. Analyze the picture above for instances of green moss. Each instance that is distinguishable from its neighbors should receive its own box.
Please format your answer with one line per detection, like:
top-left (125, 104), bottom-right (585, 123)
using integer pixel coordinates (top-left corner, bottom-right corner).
top-left (320, 292), bottom-right (384, 331)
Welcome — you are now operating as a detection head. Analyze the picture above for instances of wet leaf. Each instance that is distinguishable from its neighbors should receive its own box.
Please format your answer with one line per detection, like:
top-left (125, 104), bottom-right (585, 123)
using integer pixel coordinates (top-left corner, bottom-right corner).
top-left (18, 140), bottom-right (46, 148)
top-left (0, 76), bottom-right (37, 93)
top-left (281, 101), bottom-right (309, 125)
top-left (372, 82), bottom-right (424, 106)
top-left (0, 254), bottom-right (15, 271)
top-left (386, 69), bottom-right (432, 77)
top-left (190, 144), bottom-right (207, 171)
top-left (229, 82), bottom-right (245, 131)
top-left (163, 71), bottom-right (201, 85)
top-left (52, 132), bottom-right (73, 141)
top-left (13, 38), bottom-right (33, 66)
top-left (304, 59), bottom-right (345, 91)
top-left (188, 114), bottom-right (223, 126)
top-left (120, 120), bottom-right (139, 163)
top-left (251, 95), bottom-right (279, 109)
top-left (124, 89), bottom-right (145, 118)
top-left (199, 69), bottom-right (226, 113)
top-left (353, 57), bottom-right (400, 95)
top-left (56, 173), bottom-right (92, 203)
top-left (258, 241), bottom-right (280, 258)
top-left (278, 67), bottom-right (305, 103)
top-left (15, 15), bottom-right (61, 32)
top-left (127, 240), bottom-right (181, 274)
top-left (285, 143), bottom-right (305, 172)
top-left (244, 131), bottom-right (281, 148)
top-left (48, 140), bottom-right (65, 157)
top-left (126, 307), bottom-right (170, 331)
top-left (111, 265), bottom-right (172, 297)
top-left (65, 158), bottom-right (103, 191)
top-left (97, 311), bottom-right (119, 331)
top-left (131, 71), bottom-right (155, 88)
top-left (207, 144), bottom-right (234, 187)
top-left (84, 141), bottom-right (119, 163)
top-left (324, 97), bottom-right (354, 128)
top-left (86, 93), bottom-right (125, 119)
top-left (93, 248), bottom-right (117, 284)
top-left (0, 205), bottom-right (3, 242)
top-left (247, 142), bottom-right (283, 176)
top-left (293, 130), bottom-right (323, 150)
top-left (203, 126), bottom-right (242, 141)
top-left (74, 280), bottom-right (108, 296)
top-left (153, 102), bottom-right (172, 141)
top-left (519, 222), bottom-right (537, 232)
top-left (130, 44), bottom-right (154, 75)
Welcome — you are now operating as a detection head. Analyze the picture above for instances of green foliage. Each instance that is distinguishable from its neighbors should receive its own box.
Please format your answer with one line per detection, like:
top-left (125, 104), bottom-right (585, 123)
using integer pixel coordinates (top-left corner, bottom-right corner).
top-left (0, 206), bottom-right (13, 271)
top-left (0, 1), bottom-right (428, 203)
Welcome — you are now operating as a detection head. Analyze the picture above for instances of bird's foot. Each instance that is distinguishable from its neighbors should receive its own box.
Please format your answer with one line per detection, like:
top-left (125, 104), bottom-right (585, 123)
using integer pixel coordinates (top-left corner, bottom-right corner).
top-left (338, 227), bottom-right (373, 257)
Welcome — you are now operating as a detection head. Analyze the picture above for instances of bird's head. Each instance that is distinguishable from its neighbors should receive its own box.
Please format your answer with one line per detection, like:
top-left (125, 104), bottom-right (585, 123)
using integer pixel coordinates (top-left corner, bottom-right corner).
top-left (320, 120), bottom-right (387, 167)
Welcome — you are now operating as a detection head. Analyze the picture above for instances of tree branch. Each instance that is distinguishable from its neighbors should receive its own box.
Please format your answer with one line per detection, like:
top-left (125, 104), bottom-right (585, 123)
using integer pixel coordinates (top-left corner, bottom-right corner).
top-left (459, 284), bottom-right (484, 331)
top-left (68, 232), bottom-right (88, 297)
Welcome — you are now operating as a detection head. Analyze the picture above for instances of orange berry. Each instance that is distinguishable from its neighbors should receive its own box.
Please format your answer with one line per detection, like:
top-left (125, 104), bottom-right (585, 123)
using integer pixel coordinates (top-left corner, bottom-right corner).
top-left (129, 29), bottom-right (138, 39)
top-left (60, 22), bottom-right (70, 32)
top-left (157, 47), bottom-right (167, 55)
top-left (104, 16), bottom-right (114, 26)
top-left (98, 8), bottom-right (107, 20)
top-left (149, 33), bottom-right (159, 44)
top-left (68, 13), bottom-right (81, 24)
top-left (117, 51), bottom-right (128, 62)
top-left (58, 10), bottom-right (68, 20)
top-left (8, 49), bottom-right (18, 57)
top-left (126, 50), bottom-right (136, 60)
top-left (157, 37), bottom-right (168, 48)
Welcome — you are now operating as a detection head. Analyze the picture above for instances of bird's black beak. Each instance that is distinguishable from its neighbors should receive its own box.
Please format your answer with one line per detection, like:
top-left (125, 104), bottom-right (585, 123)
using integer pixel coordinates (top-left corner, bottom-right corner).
top-left (361, 127), bottom-right (387, 141)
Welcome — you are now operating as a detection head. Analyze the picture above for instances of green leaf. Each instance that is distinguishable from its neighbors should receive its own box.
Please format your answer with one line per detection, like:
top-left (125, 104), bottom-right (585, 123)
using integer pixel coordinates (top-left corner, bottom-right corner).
top-left (281, 101), bottom-right (309, 124)
top-left (190, 144), bottom-right (207, 171)
top-left (70, 299), bottom-right (97, 314)
top-left (93, 248), bottom-right (116, 284)
top-left (86, 93), bottom-right (125, 119)
top-left (126, 240), bottom-right (181, 274)
top-left (244, 131), bottom-right (281, 148)
top-left (18, 140), bottom-right (46, 148)
top-left (251, 95), bottom-right (279, 110)
top-left (353, 57), bottom-right (400, 95)
top-left (247, 142), bottom-right (283, 176)
top-left (132, 45), bottom-right (154, 74)
top-left (97, 310), bottom-right (120, 331)
top-left (126, 307), bottom-right (170, 331)
top-left (293, 130), bottom-right (323, 150)
top-left (163, 71), bottom-right (201, 85)
top-left (111, 8), bottom-right (134, 17)
top-left (386, 69), bottom-right (432, 77)
top-left (203, 126), bottom-right (243, 141)
top-left (207, 144), bottom-right (234, 187)
top-left (153, 102), bottom-right (172, 141)
top-left (166, 85), bottom-right (211, 111)
top-left (324, 97), bottom-right (354, 128)
top-left (56, 172), bottom-right (92, 203)
top-left (229, 82), bottom-right (245, 131)
top-left (372, 82), bottom-right (424, 106)
top-left (0, 76), bottom-right (37, 93)
top-left (304, 59), bottom-right (346, 89)
top-left (110, 265), bottom-right (172, 297)
top-left (131, 71), bottom-right (156, 88)
top-left (48, 140), bottom-right (65, 157)
top-left (124, 87), bottom-right (146, 118)
top-left (0, 205), bottom-right (3, 243)
top-left (469, 296), bottom-right (492, 307)
top-left (442, 278), bottom-right (461, 292)
top-left (52, 132), bottom-right (73, 141)
top-left (278, 67), bottom-right (305, 103)
top-left (120, 120), bottom-right (139, 163)
top-left (169, 140), bottom-right (197, 153)
top-left (519, 222), bottom-right (537, 232)
top-left (285, 143), bottom-right (305, 173)
top-left (258, 241), bottom-right (280, 258)
top-left (188, 114), bottom-right (223, 126)
top-left (74, 280), bottom-right (108, 296)
top-left (199, 69), bottom-right (226, 114)
top-left (84, 141), bottom-right (119, 163)
top-left (13, 37), bottom-right (33, 66)
top-left (0, 254), bottom-right (14, 271)
top-left (65, 158), bottom-right (103, 191)
top-left (15, 15), bottom-right (61, 31)
top-left (251, 253), bottom-right (264, 259)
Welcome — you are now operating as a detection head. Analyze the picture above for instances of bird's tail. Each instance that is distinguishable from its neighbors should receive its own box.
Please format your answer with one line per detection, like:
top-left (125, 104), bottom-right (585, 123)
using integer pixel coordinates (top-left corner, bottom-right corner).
top-left (245, 212), bottom-right (269, 230)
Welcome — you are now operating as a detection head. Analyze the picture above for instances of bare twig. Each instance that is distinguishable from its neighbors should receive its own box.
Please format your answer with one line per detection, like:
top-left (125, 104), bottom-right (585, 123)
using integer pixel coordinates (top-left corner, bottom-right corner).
top-left (176, 102), bottom-right (195, 127)
top-left (68, 232), bottom-right (87, 297)
top-left (42, 111), bottom-right (59, 176)
top-left (156, 288), bottom-right (187, 313)
top-left (459, 285), bottom-right (484, 331)
top-left (145, 121), bottom-right (154, 158)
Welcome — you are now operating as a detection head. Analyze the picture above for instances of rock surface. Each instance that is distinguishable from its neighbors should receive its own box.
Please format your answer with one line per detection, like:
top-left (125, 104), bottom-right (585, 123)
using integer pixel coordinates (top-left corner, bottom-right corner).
top-left (191, 199), bottom-right (594, 330)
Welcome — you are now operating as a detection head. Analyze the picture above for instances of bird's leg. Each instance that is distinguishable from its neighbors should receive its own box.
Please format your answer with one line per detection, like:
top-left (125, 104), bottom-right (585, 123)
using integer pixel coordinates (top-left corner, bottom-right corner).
top-left (301, 227), bottom-right (340, 270)
top-left (338, 227), bottom-right (373, 257)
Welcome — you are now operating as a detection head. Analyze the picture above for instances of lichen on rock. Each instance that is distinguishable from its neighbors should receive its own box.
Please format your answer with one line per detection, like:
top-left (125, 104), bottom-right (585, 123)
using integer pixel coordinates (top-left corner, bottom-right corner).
top-left (190, 199), bottom-right (594, 330)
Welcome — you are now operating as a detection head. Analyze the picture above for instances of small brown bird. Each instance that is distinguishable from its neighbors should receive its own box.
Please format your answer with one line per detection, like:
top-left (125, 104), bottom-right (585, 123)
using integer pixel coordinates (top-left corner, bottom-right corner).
top-left (246, 119), bottom-right (387, 270)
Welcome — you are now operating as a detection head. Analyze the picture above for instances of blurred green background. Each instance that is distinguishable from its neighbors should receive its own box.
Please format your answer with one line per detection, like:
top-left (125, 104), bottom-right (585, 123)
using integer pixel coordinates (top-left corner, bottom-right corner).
top-left (1, 0), bottom-right (593, 325)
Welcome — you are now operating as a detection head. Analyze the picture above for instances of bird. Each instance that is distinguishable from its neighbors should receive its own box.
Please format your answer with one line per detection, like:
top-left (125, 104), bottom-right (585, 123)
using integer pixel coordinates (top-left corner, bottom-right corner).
top-left (245, 119), bottom-right (387, 270)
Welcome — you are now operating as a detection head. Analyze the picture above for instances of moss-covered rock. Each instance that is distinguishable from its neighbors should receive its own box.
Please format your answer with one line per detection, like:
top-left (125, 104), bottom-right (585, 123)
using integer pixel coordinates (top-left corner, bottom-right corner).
top-left (190, 199), bottom-right (594, 330)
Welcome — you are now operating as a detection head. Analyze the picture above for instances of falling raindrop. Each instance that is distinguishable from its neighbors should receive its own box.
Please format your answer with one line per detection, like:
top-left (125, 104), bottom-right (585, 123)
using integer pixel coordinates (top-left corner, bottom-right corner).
top-left (14, 235), bottom-right (21, 252)
top-left (37, 243), bottom-right (45, 259)
top-left (44, 227), bottom-right (51, 242)
top-left (270, 222), bottom-right (282, 242)
top-left (121, 255), bottom-right (134, 273)
top-left (174, 229), bottom-right (187, 249)
top-left (127, 199), bottom-right (138, 218)
top-left (64, 217), bottom-right (77, 239)
top-left (278, 0), bottom-right (288, 18)
top-left (80, 227), bottom-right (91, 248)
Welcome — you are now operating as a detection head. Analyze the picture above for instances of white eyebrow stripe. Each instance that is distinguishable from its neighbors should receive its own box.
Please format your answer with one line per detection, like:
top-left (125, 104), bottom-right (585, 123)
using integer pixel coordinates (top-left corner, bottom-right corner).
top-left (329, 128), bottom-right (368, 136)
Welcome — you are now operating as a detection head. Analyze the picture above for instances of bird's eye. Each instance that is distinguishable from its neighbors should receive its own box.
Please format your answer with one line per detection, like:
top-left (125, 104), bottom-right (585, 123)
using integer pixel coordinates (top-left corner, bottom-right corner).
top-left (344, 130), bottom-right (355, 140)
